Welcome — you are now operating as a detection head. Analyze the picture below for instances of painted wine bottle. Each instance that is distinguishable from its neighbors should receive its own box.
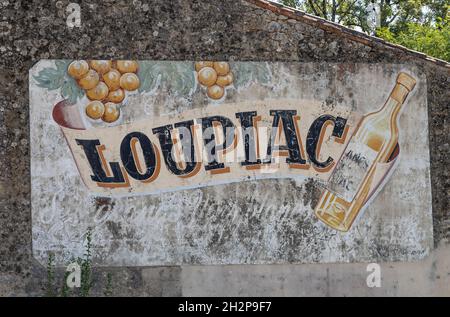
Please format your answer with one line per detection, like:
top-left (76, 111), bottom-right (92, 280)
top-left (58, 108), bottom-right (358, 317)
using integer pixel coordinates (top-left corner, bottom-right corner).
top-left (314, 72), bottom-right (416, 232)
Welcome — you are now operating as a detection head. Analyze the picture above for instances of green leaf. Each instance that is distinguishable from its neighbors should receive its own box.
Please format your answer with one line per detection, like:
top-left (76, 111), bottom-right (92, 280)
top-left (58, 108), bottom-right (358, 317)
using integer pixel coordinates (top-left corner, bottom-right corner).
top-left (137, 61), bottom-right (159, 93)
top-left (56, 60), bottom-right (70, 72)
top-left (34, 60), bottom-right (85, 104)
top-left (61, 77), bottom-right (84, 105)
top-left (34, 67), bottom-right (65, 90)
top-left (137, 61), bottom-right (196, 96)
top-left (232, 62), bottom-right (271, 88)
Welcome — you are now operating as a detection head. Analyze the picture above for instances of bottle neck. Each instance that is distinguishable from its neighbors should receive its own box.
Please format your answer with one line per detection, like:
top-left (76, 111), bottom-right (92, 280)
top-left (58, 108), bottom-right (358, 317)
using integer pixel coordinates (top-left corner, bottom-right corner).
top-left (381, 98), bottom-right (401, 122)
top-left (380, 83), bottom-right (411, 122)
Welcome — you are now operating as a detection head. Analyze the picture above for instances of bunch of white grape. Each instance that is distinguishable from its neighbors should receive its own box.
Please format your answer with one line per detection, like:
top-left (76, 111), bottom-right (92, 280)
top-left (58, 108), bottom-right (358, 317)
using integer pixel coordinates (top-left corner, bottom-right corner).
top-left (195, 61), bottom-right (233, 100)
top-left (67, 60), bottom-right (140, 123)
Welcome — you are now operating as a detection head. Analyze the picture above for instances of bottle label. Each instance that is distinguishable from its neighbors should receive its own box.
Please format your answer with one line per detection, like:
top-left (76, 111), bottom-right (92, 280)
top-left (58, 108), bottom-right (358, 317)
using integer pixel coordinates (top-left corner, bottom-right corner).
top-left (327, 139), bottom-right (378, 202)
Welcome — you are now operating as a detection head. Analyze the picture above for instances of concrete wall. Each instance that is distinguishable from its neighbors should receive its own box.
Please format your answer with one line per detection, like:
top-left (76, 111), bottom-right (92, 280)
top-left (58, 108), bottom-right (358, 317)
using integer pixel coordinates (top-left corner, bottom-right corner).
top-left (0, 0), bottom-right (449, 296)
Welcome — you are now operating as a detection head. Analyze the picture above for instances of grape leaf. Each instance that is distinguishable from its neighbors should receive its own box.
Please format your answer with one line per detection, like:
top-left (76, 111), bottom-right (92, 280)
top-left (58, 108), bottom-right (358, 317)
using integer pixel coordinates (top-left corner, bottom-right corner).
top-left (34, 60), bottom-right (84, 104)
top-left (61, 77), bottom-right (84, 105)
top-left (232, 62), bottom-right (271, 88)
top-left (137, 61), bottom-right (159, 93)
top-left (138, 61), bottom-right (196, 96)
top-left (33, 66), bottom-right (65, 90)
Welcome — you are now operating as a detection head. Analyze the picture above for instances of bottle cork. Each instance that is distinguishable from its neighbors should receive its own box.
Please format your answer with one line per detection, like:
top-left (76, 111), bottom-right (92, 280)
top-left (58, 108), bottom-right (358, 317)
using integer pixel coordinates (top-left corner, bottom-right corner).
top-left (391, 72), bottom-right (416, 103)
top-left (397, 72), bottom-right (416, 91)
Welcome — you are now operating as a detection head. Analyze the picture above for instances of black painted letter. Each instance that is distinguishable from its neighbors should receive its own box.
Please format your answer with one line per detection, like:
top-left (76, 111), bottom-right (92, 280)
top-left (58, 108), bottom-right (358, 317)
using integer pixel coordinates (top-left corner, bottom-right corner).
top-left (306, 115), bottom-right (348, 170)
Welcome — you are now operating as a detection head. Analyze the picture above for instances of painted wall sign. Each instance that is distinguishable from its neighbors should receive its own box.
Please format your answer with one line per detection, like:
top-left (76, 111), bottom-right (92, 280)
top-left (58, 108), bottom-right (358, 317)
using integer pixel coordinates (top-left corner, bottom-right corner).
top-left (30, 61), bottom-right (433, 265)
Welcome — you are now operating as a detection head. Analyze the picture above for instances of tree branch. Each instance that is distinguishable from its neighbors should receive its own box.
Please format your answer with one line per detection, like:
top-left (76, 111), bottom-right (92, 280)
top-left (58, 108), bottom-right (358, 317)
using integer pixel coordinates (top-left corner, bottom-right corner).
top-left (307, 0), bottom-right (321, 17)
top-left (386, 11), bottom-right (400, 25)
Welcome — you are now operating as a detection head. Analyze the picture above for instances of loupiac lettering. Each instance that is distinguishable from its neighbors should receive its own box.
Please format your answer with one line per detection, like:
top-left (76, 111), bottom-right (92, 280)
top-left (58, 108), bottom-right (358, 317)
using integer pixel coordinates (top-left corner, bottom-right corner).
top-left (76, 109), bottom-right (349, 188)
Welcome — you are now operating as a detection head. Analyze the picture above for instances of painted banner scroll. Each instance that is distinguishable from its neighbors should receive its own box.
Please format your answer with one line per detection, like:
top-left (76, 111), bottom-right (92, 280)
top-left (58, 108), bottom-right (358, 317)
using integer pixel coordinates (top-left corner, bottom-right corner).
top-left (30, 61), bottom-right (433, 265)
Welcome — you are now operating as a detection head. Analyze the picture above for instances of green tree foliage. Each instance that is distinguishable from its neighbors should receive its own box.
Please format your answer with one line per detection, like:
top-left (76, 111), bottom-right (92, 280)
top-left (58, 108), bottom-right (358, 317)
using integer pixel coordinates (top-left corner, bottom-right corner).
top-left (279, 0), bottom-right (450, 61)
top-left (377, 21), bottom-right (450, 61)
top-left (280, 0), bottom-right (367, 26)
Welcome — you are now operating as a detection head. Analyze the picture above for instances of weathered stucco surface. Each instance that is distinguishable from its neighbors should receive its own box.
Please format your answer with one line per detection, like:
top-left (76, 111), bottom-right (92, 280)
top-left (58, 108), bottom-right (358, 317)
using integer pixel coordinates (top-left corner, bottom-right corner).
top-left (0, 0), bottom-right (449, 296)
top-left (29, 61), bottom-right (433, 266)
